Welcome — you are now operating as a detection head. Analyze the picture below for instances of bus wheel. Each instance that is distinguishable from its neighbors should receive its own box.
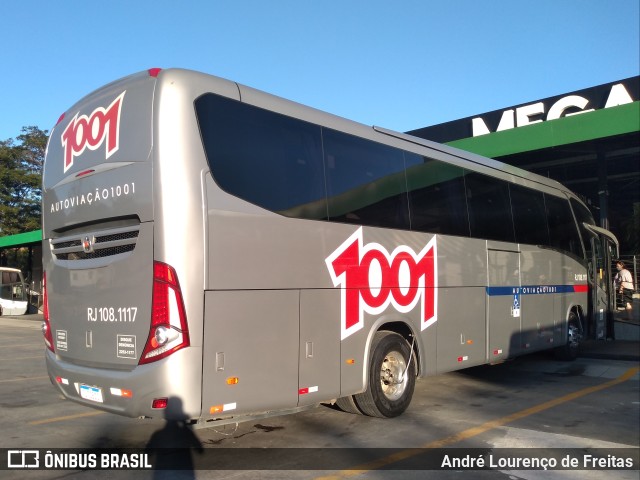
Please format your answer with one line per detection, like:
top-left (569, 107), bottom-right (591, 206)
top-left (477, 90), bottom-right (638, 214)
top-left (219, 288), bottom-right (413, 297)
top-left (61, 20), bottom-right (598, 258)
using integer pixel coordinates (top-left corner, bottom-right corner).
top-left (335, 395), bottom-right (362, 415)
top-left (555, 312), bottom-right (581, 361)
top-left (354, 331), bottom-right (416, 418)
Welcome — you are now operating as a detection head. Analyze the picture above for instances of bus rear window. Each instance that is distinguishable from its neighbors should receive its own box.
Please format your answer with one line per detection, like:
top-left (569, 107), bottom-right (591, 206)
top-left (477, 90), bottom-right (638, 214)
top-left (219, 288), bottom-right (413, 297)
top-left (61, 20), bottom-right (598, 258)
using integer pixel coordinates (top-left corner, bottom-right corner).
top-left (195, 93), bottom-right (327, 219)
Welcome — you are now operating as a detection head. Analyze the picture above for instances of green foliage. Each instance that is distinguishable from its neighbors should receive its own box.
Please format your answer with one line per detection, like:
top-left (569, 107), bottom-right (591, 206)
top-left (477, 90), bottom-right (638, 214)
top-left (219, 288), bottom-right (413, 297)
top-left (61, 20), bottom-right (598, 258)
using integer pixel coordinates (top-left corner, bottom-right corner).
top-left (0, 126), bottom-right (47, 236)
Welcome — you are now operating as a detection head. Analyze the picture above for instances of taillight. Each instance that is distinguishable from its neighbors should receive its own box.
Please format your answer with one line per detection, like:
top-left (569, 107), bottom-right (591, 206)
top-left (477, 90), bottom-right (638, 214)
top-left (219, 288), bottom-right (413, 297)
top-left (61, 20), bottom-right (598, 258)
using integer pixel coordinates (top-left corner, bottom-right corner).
top-left (139, 262), bottom-right (190, 364)
top-left (41, 273), bottom-right (54, 352)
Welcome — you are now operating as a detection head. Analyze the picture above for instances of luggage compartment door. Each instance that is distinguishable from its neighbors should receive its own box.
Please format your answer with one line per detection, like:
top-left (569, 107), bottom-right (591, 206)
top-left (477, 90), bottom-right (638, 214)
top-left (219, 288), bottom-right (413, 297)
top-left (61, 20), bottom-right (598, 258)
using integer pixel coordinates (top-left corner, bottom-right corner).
top-left (201, 290), bottom-right (299, 418)
top-left (487, 247), bottom-right (521, 361)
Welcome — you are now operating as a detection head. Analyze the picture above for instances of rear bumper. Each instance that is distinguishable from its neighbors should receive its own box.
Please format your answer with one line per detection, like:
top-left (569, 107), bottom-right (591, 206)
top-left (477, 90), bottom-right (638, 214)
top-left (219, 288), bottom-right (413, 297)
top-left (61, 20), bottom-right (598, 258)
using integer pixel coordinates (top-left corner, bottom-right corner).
top-left (45, 346), bottom-right (202, 420)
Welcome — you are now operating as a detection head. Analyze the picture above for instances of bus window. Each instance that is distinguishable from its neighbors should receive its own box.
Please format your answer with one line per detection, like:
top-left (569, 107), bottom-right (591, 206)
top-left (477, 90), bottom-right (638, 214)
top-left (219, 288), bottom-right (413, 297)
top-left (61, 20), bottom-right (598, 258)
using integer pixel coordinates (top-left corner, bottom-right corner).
top-left (545, 194), bottom-right (584, 258)
top-left (510, 183), bottom-right (550, 246)
top-left (570, 197), bottom-right (596, 260)
top-left (323, 129), bottom-right (410, 229)
top-left (196, 93), bottom-right (327, 219)
top-left (405, 155), bottom-right (470, 237)
top-left (465, 171), bottom-right (515, 243)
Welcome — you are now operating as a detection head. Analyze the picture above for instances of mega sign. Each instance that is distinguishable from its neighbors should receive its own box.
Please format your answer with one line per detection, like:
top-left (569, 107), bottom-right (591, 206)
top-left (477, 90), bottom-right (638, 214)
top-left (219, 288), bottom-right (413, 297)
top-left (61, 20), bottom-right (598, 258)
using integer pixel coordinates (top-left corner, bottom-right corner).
top-left (61, 92), bottom-right (126, 173)
top-left (326, 228), bottom-right (437, 340)
top-left (472, 82), bottom-right (635, 137)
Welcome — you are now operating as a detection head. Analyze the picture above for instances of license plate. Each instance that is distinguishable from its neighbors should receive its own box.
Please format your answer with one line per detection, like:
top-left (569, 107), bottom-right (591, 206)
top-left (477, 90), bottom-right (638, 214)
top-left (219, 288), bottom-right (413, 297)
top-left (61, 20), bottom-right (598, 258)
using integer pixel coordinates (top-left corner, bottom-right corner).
top-left (80, 384), bottom-right (104, 403)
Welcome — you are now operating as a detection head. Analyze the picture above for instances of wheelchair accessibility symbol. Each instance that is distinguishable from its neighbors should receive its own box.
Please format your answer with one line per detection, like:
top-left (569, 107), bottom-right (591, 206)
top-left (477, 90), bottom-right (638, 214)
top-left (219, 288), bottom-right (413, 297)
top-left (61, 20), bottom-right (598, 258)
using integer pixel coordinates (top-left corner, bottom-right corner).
top-left (511, 292), bottom-right (521, 318)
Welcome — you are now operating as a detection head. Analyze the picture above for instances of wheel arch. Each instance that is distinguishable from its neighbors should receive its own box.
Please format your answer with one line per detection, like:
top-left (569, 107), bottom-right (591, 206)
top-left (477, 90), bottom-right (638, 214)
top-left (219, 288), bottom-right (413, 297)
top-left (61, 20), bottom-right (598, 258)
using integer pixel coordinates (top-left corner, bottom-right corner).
top-left (354, 324), bottom-right (419, 417)
top-left (363, 317), bottom-right (423, 381)
top-left (567, 303), bottom-right (586, 335)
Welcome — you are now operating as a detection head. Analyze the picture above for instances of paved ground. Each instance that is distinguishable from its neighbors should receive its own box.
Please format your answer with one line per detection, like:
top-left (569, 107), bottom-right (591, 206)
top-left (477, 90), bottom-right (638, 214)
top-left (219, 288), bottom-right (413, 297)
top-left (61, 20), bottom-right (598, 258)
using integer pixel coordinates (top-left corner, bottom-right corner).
top-left (0, 314), bottom-right (638, 479)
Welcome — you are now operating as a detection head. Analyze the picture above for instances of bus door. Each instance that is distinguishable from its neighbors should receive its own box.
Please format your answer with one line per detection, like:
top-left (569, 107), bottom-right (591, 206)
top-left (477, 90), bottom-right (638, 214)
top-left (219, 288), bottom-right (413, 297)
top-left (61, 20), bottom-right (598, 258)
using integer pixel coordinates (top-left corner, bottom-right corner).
top-left (593, 236), bottom-right (618, 339)
top-left (584, 225), bottom-right (618, 340)
top-left (486, 245), bottom-right (521, 361)
top-left (591, 237), bottom-right (608, 339)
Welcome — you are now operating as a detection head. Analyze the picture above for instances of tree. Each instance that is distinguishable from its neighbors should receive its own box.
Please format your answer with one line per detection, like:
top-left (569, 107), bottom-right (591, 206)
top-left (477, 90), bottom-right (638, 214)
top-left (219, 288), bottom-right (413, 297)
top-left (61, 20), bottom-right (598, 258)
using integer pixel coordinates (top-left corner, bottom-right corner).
top-left (0, 126), bottom-right (47, 236)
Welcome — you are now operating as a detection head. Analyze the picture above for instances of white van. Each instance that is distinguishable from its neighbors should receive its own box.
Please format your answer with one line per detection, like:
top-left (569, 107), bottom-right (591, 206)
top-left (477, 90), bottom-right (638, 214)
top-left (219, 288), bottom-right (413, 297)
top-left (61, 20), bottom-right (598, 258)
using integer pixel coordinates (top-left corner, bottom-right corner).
top-left (0, 267), bottom-right (28, 316)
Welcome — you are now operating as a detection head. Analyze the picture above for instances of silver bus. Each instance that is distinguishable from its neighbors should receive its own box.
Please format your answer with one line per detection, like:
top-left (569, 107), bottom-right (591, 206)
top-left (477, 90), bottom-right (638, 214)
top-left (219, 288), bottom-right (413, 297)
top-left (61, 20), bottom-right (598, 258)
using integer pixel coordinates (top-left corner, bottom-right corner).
top-left (42, 68), bottom-right (618, 425)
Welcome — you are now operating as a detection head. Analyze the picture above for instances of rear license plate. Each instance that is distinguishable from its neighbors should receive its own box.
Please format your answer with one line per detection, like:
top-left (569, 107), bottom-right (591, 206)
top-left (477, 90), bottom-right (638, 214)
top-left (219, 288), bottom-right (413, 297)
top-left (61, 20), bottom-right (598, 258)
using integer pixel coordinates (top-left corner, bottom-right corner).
top-left (80, 384), bottom-right (104, 403)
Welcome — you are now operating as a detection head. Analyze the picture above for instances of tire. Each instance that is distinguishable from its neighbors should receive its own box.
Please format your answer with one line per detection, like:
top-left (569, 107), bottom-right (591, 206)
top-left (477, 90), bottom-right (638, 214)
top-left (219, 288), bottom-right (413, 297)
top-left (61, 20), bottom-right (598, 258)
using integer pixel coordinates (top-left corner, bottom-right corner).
top-left (354, 331), bottom-right (416, 418)
top-left (335, 395), bottom-right (363, 415)
top-left (555, 312), bottom-right (581, 361)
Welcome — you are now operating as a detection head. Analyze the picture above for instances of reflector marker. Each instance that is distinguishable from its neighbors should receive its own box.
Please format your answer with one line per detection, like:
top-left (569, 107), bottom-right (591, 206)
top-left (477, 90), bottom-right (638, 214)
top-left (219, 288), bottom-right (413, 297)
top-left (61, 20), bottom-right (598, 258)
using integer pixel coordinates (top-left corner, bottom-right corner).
top-left (210, 402), bottom-right (237, 414)
top-left (298, 386), bottom-right (319, 395)
top-left (152, 398), bottom-right (168, 409)
top-left (493, 349), bottom-right (503, 356)
top-left (110, 387), bottom-right (133, 398)
top-left (75, 169), bottom-right (95, 178)
top-left (457, 356), bottom-right (468, 363)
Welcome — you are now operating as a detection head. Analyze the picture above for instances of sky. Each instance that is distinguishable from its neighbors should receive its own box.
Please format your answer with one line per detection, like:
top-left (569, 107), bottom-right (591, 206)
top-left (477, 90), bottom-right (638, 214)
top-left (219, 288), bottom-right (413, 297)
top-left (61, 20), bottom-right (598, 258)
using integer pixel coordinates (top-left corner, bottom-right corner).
top-left (1, 0), bottom-right (638, 142)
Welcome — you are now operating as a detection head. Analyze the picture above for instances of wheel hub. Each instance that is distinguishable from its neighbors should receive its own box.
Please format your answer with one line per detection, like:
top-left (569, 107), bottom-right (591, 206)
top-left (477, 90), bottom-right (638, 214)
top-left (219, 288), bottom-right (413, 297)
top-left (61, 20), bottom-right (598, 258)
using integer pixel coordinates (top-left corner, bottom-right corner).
top-left (380, 351), bottom-right (408, 401)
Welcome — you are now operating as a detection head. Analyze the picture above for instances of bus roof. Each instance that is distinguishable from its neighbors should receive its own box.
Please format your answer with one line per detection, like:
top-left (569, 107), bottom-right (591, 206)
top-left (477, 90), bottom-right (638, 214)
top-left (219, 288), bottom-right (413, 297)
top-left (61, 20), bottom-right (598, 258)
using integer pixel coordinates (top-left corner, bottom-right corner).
top-left (372, 126), bottom-right (571, 194)
top-left (208, 68), bottom-right (580, 200)
top-left (0, 267), bottom-right (21, 273)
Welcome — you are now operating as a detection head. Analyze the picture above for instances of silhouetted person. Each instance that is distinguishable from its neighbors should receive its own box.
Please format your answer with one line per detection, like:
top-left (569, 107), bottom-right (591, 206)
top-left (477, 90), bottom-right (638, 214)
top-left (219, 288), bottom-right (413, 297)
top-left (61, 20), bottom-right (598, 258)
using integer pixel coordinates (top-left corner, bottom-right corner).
top-left (146, 397), bottom-right (203, 479)
top-left (614, 261), bottom-right (634, 310)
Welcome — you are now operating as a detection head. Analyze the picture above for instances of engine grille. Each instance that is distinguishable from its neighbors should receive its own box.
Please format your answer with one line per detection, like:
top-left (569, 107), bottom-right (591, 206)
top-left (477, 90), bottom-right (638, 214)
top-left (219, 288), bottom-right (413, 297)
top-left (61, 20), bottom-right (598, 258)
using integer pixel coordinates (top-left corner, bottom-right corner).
top-left (51, 226), bottom-right (140, 261)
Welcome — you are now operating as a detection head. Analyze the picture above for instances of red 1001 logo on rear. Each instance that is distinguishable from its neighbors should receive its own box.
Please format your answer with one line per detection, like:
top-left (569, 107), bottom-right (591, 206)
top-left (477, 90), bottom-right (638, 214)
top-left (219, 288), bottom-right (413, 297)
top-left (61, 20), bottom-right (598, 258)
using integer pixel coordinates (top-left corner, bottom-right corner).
top-left (61, 92), bottom-right (126, 173)
top-left (326, 228), bottom-right (437, 340)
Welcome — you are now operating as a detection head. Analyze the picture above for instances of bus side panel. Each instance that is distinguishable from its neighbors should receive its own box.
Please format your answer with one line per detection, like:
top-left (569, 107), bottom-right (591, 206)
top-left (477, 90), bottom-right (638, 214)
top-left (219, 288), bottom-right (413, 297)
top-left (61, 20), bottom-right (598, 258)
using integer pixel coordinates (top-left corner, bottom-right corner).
top-left (299, 289), bottom-right (341, 406)
top-left (553, 250), bottom-right (588, 344)
top-left (202, 173), bottom-right (335, 291)
top-left (435, 236), bottom-right (488, 373)
top-left (520, 247), bottom-right (556, 351)
top-left (487, 247), bottom-right (522, 361)
top-left (436, 287), bottom-right (486, 373)
top-left (202, 290), bottom-right (299, 418)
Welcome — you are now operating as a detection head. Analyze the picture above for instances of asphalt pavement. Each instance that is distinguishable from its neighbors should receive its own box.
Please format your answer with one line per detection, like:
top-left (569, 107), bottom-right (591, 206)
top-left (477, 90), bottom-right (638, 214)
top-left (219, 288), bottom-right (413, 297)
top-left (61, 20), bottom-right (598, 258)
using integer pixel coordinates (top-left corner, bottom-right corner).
top-left (580, 296), bottom-right (640, 361)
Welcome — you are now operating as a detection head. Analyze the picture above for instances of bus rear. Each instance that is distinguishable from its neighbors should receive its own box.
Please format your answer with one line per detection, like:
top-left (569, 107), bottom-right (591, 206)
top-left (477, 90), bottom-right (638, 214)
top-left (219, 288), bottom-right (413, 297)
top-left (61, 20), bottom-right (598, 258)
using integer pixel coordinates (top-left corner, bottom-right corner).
top-left (42, 69), bottom-right (200, 420)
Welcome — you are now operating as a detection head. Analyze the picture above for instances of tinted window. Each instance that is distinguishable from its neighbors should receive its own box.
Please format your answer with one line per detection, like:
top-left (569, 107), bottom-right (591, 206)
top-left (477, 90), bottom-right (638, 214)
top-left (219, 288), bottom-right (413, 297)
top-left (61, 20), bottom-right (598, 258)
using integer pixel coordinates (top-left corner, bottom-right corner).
top-left (405, 154), bottom-right (470, 236)
top-left (545, 194), bottom-right (584, 258)
top-left (465, 172), bottom-right (515, 242)
top-left (195, 93), bottom-right (327, 219)
top-left (570, 197), bottom-right (596, 259)
top-left (509, 184), bottom-right (550, 246)
top-left (1, 271), bottom-right (20, 284)
top-left (323, 129), bottom-right (410, 229)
